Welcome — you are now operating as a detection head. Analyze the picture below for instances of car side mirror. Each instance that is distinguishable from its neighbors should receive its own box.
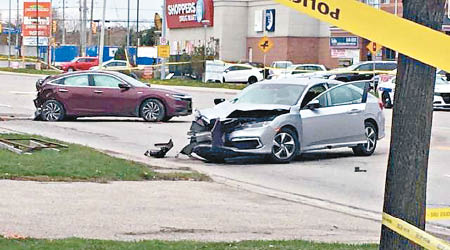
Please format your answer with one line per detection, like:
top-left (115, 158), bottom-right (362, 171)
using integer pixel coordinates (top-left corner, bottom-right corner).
top-left (214, 98), bottom-right (225, 105)
top-left (118, 83), bottom-right (131, 90)
top-left (306, 99), bottom-right (321, 110)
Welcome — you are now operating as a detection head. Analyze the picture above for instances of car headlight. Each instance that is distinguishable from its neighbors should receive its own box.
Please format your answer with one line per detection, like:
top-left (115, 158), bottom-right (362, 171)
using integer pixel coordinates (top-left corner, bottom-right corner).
top-left (166, 93), bottom-right (190, 100)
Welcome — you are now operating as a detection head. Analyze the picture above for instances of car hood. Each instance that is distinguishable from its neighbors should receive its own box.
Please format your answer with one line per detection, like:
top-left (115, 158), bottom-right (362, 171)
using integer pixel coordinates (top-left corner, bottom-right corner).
top-left (435, 84), bottom-right (450, 93)
top-left (198, 102), bottom-right (291, 121)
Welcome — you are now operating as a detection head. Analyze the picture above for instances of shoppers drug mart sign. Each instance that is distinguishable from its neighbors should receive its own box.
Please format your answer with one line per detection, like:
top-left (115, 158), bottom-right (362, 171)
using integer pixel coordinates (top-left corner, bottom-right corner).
top-left (166, 0), bottom-right (214, 29)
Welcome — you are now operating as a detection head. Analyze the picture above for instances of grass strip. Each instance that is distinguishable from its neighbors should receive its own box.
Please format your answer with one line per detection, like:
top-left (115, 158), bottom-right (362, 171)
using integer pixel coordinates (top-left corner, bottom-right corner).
top-left (0, 67), bottom-right (59, 75)
top-left (147, 79), bottom-right (247, 90)
top-left (0, 237), bottom-right (378, 250)
top-left (0, 133), bottom-right (209, 182)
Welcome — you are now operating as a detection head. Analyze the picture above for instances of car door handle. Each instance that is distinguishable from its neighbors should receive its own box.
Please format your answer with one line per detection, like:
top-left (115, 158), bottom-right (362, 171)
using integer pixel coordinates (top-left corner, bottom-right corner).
top-left (58, 89), bottom-right (68, 93)
top-left (94, 90), bottom-right (103, 94)
top-left (347, 109), bottom-right (363, 114)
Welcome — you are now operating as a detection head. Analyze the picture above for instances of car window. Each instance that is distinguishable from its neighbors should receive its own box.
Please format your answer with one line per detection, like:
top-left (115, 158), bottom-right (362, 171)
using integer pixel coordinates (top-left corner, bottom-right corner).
top-left (77, 58), bottom-right (88, 63)
top-left (63, 75), bottom-right (89, 87)
top-left (116, 62), bottom-right (127, 66)
top-left (227, 66), bottom-right (238, 71)
top-left (355, 64), bottom-right (373, 71)
top-left (328, 84), bottom-right (364, 106)
top-left (86, 58), bottom-right (96, 62)
top-left (376, 63), bottom-right (397, 71)
top-left (301, 84), bottom-right (327, 108)
top-left (93, 75), bottom-right (122, 88)
top-left (237, 66), bottom-right (251, 70)
top-left (105, 62), bottom-right (115, 67)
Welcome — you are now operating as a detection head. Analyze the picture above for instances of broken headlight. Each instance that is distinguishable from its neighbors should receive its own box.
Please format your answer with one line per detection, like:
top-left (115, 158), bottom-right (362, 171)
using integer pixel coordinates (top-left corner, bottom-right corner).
top-left (241, 121), bottom-right (272, 129)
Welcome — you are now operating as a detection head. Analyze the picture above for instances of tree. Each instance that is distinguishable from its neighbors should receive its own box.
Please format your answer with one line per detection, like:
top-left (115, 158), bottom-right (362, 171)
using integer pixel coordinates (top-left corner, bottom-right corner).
top-left (380, 0), bottom-right (446, 249)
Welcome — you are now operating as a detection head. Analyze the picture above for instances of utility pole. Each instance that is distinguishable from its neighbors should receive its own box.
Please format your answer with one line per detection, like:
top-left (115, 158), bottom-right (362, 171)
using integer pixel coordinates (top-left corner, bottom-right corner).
top-left (88, 0), bottom-right (94, 46)
top-left (98, 0), bottom-right (106, 66)
top-left (82, 0), bottom-right (87, 55)
top-left (136, 0), bottom-right (140, 64)
top-left (8, 0), bottom-right (12, 67)
top-left (161, 0), bottom-right (166, 80)
top-left (36, 0), bottom-right (39, 61)
top-left (62, 0), bottom-right (65, 44)
top-left (15, 0), bottom-right (19, 59)
top-left (126, 0), bottom-right (130, 47)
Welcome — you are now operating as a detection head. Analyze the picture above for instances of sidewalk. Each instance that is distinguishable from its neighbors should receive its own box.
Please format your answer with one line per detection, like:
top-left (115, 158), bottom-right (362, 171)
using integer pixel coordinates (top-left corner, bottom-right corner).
top-left (0, 180), bottom-right (380, 243)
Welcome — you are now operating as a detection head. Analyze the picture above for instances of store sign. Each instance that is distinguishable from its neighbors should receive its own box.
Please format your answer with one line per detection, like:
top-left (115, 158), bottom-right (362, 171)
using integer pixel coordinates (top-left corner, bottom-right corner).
top-left (265, 9), bottom-right (276, 32)
top-left (166, 0), bottom-right (214, 29)
top-left (330, 37), bottom-right (358, 47)
top-left (23, 1), bottom-right (51, 46)
top-left (330, 48), bottom-right (360, 59)
top-left (23, 36), bottom-right (49, 46)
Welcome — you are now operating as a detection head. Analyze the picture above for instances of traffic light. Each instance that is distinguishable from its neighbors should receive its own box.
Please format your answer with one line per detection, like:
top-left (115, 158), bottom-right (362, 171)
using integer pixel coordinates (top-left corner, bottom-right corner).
top-left (52, 20), bottom-right (57, 33)
top-left (91, 22), bottom-right (97, 34)
top-left (154, 13), bottom-right (162, 31)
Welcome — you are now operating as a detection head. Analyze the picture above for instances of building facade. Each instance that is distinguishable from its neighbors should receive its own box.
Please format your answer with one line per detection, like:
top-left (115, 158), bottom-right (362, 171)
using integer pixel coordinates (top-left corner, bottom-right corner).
top-left (166, 0), bottom-right (339, 68)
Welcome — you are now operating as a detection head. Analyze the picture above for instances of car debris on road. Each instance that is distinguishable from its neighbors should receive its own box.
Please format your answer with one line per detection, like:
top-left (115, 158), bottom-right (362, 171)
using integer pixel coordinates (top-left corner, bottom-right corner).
top-left (145, 139), bottom-right (173, 158)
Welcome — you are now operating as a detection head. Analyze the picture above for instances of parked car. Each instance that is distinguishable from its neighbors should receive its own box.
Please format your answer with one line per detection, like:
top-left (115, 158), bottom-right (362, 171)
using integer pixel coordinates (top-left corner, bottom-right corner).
top-left (184, 78), bottom-right (385, 163)
top-left (290, 64), bottom-right (327, 75)
top-left (300, 61), bottom-right (397, 82)
top-left (58, 57), bottom-right (99, 72)
top-left (89, 59), bottom-right (128, 70)
top-left (89, 59), bottom-right (140, 79)
top-left (34, 71), bottom-right (192, 122)
top-left (378, 73), bottom-right (450, 110)
top-left (268, 61), bottom-right (294, 79)
top-left (222, 64), bottom-right (264, 84)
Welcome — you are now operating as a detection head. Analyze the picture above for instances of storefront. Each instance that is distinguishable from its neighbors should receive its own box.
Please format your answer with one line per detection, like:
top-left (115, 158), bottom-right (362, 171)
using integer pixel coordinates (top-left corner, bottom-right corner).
top-left (166, 0), bottom-right (339, 68)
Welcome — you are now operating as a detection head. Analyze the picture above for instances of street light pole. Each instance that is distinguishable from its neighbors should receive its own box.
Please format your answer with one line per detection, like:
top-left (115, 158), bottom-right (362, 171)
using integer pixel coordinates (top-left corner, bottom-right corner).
top-left (98, 0), bottom-right (107, 66)
top-left (62, 0), bottom-right (65, 44)
top-left (126, 0), bottom-right (130, 47)
top-left (15, 0), bottom-right (19, 59)
top-left (136, 0), bottom-right (140, 64)
top-left (8, 0), bottom-right (12, 67)
top-left (161, 0), bottom-right (166, 80)
top-left (36, 0), bottom-right (39, 61)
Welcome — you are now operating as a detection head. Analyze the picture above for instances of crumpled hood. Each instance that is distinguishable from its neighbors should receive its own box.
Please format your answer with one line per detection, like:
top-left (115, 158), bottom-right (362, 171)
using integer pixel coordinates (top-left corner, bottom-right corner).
top-left (198, 102), bottom-right (291, 121)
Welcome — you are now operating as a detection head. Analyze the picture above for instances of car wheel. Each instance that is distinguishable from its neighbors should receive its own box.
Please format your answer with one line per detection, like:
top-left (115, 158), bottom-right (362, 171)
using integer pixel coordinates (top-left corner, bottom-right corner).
top-left (64, 116), bottom-right (77, 121)
top-left (382, 91), bottom-right (393, 108)
top-left (141, 99), bottom-right (166, 122)
top-left (352, 122), bottom-right (378, 156)
top-left (67, 67), bottom-right (74, 72)
top-left (41, 100), bottom-right (65, 121)
top-left (162, 116), bottom-right (173, 122)
top-left (248, 76), bottom-right (258, 84)
top-left (270, 128), bottom-right (299, 163)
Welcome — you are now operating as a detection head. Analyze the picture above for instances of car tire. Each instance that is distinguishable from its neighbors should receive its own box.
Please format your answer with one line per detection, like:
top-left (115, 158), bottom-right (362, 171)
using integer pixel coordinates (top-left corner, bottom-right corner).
top-left (67, 67), bottom-right (74, 72)
top-left (40, 100), bottom-right (65, 122)
top-left (269, 128), bottom-right (299, 163)
top-left (140, 99), bottom-right (166, 122)
top-left (352, 121), bottom-right (378, 156)
top-left (162, 116), bottom-right (173, 122)
top-left (64, 116), bottom-right (78, 121)
top-left (382, 91), bottom-right (393, 108)
top-left (248, 76), bottom-right (258, 84)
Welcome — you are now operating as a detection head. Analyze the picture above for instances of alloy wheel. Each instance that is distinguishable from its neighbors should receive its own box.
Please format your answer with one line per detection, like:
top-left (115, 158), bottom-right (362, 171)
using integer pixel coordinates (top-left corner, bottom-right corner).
top-left (364, 126), bottom-right (377, 152)
top-left (42, 102), bottom-right (62, 121)
top-left (142, 101), bottom-right (161, 121)
top-left (272, 132), bottom-right (296, 160)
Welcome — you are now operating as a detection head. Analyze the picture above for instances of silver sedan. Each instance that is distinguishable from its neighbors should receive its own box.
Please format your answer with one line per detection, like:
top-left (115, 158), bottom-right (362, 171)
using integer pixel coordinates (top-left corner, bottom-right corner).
top-left (184, 78), bottom-right (385, 163)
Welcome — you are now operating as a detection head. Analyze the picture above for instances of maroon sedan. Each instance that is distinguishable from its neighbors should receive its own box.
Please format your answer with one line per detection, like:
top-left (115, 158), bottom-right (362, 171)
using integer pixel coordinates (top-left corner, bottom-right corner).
top-left (34, 71), bottom-right (192, 122)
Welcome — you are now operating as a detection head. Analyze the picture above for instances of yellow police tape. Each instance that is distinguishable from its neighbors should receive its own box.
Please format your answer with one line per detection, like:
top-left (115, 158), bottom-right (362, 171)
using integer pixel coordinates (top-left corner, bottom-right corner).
top-left (382, 213), bottom-right (450, 250)
top-left (272, 0), bottom-right (450, 72)
top-left (427, 208), bottom-right (450, 221)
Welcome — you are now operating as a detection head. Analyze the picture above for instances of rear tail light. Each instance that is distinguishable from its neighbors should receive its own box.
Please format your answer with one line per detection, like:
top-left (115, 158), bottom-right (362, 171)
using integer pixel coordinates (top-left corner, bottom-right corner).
top-left (378, 100), bottom-right (384, 110)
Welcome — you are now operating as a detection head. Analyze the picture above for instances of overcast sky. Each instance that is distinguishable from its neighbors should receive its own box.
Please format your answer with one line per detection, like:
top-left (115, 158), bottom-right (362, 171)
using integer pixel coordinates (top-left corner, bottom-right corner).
top-left (0, 0), bottom-right (164, 30)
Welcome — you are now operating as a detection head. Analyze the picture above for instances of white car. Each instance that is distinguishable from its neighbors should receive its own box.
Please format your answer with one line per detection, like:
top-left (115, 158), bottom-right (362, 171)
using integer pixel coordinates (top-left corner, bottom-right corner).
top-left (269, 61), bottom-right (294, 79)
top-left (378, 74), bottom-right (450, 109)
top-left (222, 64), bottom-right (264, 84)
top-left (89, 59), bottom-right (128, 70)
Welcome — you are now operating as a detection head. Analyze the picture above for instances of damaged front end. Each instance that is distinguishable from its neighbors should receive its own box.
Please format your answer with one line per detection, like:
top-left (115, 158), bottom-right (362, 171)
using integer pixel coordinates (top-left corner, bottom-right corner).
top-left (181, 108), bottom-right (290, 162)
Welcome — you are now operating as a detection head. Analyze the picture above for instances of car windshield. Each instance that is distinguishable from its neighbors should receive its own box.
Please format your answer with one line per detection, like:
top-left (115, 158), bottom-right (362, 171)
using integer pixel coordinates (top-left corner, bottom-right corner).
top-left (231, 84), bottom-right (306, 106)
top-left (117, 73), bottom-right (149, 87)
top-left (273, 62), bottom-right (292, 68)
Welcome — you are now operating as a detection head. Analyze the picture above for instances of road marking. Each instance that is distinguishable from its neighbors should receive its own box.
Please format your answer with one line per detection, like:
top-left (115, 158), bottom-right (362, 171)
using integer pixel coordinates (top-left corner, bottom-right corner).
top-left (0, 104), bottom-right (12, 108)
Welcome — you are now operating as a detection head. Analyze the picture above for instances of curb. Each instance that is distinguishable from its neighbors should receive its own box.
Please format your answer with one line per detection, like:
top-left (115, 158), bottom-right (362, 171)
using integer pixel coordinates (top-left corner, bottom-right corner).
top-left (0, 70), bottom-right (242, 94)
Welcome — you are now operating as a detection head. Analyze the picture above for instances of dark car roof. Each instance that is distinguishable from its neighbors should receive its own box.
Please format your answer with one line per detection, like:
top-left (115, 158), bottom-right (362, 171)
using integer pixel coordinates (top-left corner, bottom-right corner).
top-left (48, 70), bottom-right (123, 80)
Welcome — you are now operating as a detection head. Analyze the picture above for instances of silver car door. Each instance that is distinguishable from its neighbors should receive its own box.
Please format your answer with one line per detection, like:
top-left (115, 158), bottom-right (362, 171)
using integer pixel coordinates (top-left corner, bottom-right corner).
top-left (300, 82), bottom-right (367, 150)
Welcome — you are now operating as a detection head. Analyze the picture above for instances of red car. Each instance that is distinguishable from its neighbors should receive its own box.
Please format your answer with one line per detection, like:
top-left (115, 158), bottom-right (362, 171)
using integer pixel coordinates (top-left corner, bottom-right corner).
top-left (34, 71), bottom-right (192, 122)
top-left (59, 57), bottom-right (99, 72)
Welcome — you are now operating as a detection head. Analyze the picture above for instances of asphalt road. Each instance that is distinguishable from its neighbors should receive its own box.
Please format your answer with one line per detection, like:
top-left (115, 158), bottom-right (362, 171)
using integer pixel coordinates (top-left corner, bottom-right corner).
top-left (1, 72), bottom-right (449, 235)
